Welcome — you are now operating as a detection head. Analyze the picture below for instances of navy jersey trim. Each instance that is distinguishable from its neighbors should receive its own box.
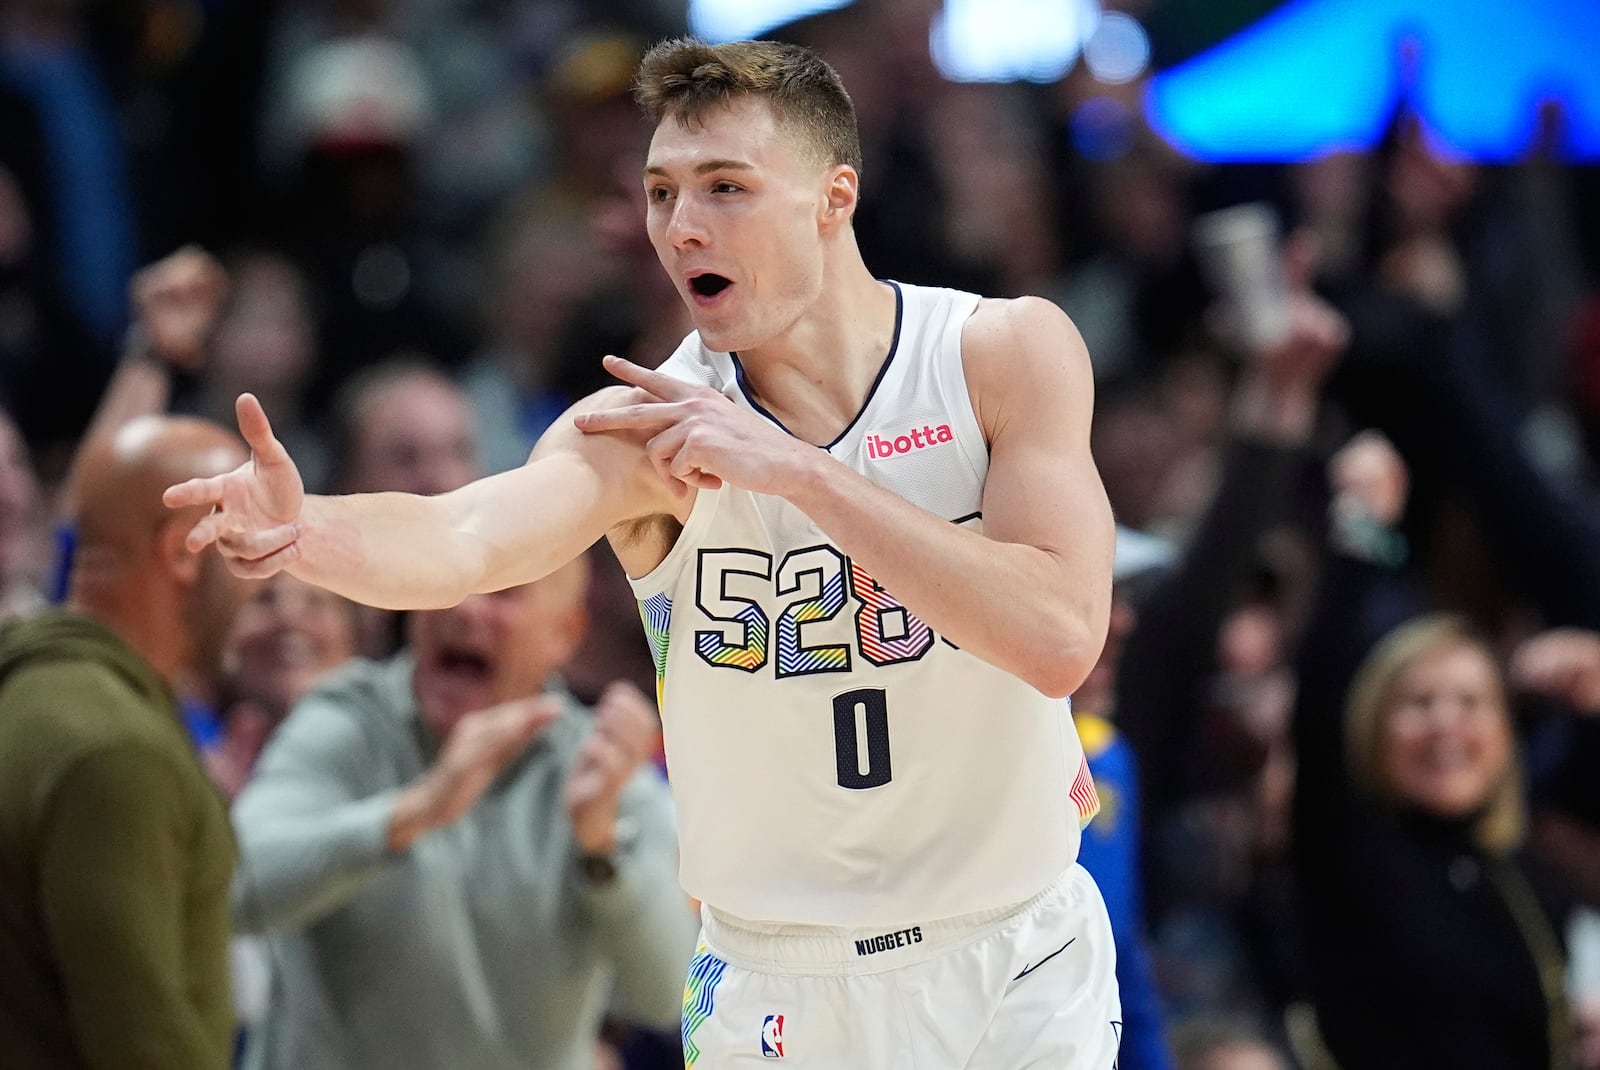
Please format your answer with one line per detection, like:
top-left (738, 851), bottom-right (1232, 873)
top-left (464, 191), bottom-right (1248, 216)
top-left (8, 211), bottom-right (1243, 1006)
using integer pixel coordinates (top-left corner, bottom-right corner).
top-left (730, 280), bottom-right (905, 450)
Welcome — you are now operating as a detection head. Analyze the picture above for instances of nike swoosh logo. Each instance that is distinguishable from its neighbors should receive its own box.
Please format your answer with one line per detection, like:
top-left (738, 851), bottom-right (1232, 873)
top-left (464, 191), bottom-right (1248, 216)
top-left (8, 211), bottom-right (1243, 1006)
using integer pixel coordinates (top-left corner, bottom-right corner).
top-left (1012, 938), bottom-right (1075, 981)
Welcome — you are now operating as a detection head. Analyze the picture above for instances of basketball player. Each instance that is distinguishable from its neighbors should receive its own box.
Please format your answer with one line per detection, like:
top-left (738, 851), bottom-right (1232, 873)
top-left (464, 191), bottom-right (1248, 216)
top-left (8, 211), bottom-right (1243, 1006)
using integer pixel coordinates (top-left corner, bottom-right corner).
top-left (168, 38), bottom-right (1119, 1068)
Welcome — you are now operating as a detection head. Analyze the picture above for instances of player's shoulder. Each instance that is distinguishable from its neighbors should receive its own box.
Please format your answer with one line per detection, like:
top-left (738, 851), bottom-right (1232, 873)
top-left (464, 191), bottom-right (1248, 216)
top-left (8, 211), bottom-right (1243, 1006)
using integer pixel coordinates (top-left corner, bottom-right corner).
top-left (960, 295), bottom-right (1092, 416)
top-left (964, 294), bottom-right (1085, 358)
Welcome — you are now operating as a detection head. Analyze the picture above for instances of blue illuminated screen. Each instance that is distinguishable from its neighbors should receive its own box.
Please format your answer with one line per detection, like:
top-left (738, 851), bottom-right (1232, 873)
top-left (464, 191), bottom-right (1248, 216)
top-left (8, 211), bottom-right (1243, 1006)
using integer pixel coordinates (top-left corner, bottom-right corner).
top-left (1145, 0), bottom-right (1600, 161)
top-left (687, 0), bottom-right (1600, 160)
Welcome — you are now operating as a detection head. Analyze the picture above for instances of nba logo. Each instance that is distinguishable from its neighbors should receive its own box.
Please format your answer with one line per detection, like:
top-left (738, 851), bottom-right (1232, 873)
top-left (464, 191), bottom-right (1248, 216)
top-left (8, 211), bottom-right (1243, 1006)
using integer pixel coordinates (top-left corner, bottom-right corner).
top-left (760, 1014), bottom-right (785, 1058)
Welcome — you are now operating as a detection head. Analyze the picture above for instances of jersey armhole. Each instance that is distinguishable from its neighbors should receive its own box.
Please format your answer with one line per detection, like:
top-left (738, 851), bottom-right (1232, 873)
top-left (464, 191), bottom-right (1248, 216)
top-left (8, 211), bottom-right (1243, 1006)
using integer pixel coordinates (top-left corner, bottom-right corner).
top-left (626, 485), bottom-right (723, 598)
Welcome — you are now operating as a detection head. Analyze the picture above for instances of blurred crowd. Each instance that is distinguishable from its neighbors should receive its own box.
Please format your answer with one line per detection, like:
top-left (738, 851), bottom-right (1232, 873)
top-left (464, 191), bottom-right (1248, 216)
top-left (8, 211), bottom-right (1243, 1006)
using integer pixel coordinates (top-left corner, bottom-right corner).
top-left (2, 0), bottom-right (1600, 1068)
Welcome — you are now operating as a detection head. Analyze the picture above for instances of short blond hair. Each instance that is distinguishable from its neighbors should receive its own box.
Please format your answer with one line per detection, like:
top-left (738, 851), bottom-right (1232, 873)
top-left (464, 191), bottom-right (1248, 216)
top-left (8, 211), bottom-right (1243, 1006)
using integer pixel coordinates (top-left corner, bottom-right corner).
top-left (1343, 614), bottom-right (1524, 854)
top-left (634, 37), bottom-right (862, 175)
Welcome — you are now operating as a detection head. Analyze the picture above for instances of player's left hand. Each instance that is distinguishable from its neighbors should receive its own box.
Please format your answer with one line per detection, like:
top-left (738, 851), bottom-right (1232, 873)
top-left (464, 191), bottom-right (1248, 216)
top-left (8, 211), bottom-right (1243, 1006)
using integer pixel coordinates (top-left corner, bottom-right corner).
top-left (574, 355), bottom-right (821, 496)
top-left (564, 681), bottom-right (662, 855)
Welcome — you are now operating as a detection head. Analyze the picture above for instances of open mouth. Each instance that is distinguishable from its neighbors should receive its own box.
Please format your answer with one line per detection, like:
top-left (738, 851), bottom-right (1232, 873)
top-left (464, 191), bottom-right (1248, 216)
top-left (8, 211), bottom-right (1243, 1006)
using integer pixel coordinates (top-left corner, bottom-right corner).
top-left (437, 647), bottom-right (492, 681)
top-left (688, 273), bottom-right (732, 298)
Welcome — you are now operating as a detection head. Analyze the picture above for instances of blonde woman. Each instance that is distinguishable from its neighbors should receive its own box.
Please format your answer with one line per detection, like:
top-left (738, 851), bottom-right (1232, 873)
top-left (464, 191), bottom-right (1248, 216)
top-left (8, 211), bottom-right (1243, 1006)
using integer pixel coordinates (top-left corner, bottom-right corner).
top-left (1290, 433), bottom-right (1573, 1070)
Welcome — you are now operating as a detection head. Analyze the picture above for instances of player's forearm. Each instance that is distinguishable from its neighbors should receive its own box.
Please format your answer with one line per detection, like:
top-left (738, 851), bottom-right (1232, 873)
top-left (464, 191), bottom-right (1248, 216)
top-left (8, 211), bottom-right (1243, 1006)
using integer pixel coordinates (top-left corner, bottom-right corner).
top-left (287, 452), bottom-right (625, 607)
top-left (787, 460), bottom-right (1110, 698)
top-left (286, 491), bottom-right (488, 610)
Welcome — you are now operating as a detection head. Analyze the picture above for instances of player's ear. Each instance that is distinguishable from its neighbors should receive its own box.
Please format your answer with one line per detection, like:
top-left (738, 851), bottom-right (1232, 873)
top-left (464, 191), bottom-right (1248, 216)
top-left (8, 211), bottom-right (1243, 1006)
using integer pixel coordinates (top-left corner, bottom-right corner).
top-left (822, 165), bottom-right (859, 228)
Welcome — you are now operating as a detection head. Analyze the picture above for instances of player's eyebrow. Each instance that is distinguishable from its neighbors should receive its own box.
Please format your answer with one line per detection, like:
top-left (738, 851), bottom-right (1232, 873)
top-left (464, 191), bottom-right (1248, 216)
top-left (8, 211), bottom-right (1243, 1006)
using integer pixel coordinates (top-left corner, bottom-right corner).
top-left (644, 159), bottom-right (756, 177)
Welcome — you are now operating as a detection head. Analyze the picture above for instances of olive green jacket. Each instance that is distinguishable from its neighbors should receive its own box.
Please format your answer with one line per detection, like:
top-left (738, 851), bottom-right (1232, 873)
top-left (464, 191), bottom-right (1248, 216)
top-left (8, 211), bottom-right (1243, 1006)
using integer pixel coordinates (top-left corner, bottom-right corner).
top-left (0, 611), bottom-right (235, 1069)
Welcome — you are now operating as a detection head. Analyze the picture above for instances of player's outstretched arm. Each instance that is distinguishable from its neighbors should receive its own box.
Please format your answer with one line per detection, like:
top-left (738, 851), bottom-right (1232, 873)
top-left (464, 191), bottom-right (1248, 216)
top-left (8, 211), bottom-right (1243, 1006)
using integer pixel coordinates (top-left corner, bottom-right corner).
top-left (165, 391), bottom-right (666, 609)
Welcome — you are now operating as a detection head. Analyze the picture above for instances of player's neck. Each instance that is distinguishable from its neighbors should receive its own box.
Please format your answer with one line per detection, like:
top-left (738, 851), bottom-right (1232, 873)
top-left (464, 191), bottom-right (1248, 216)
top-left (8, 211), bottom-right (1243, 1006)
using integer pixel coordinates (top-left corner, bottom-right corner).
top-left (734, 257), bottom-right (895, 445)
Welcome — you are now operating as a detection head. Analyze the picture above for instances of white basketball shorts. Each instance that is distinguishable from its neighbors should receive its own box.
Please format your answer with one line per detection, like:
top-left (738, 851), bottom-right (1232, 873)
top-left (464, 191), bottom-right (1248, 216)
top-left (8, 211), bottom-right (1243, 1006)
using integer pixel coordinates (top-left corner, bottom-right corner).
top-left (680, 864), bottom-right (1121, 1069)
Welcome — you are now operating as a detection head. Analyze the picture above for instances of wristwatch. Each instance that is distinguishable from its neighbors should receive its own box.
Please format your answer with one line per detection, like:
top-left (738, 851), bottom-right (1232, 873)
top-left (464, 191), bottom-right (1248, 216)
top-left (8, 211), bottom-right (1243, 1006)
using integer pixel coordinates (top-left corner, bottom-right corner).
top-left (577, 816), bottom-right (639, 886)
top-left (578, 851), bottom-right (619, 885)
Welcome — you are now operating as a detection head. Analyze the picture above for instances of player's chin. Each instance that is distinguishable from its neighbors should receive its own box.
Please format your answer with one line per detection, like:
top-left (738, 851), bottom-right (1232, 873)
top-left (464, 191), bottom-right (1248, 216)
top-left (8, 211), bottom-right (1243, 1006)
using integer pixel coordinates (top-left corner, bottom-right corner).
top-left (692, 324), bottom-right (736, 352)
top-left (689, 315), bottom-right (757, 355)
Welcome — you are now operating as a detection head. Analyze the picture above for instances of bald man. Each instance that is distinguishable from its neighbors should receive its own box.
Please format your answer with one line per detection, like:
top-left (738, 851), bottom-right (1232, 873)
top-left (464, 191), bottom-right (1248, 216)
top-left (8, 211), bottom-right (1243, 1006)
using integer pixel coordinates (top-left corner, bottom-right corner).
top-left (0, 416), bottom-right (258, 1070)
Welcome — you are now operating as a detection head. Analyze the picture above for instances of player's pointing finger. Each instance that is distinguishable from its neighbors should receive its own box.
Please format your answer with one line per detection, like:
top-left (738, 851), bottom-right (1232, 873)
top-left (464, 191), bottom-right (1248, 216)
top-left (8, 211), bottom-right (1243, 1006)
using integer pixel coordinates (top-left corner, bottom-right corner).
top-left (163, 472), bottom-right (227, 510)
top-left (601, 354), bottom-right (722, 402)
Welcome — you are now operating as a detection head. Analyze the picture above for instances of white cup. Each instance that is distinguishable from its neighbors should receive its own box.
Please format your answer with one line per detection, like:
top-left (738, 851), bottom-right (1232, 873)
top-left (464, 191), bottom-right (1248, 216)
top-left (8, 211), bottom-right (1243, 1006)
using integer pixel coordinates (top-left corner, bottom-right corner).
top-left (1192, 203), bottom-right (1290, 350)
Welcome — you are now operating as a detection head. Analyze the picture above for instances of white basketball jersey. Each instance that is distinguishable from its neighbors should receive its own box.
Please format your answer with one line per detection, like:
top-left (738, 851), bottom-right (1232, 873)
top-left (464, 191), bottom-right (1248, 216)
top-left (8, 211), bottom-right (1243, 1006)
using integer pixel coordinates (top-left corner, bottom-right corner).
top-left (630, 281), bottom-right (1099, 928)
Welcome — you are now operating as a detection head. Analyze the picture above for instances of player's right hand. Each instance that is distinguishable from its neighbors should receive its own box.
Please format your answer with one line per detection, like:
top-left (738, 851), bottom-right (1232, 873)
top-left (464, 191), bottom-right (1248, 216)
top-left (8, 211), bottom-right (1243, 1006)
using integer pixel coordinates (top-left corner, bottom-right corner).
top-left (163, 393), bottom-right (306, 577)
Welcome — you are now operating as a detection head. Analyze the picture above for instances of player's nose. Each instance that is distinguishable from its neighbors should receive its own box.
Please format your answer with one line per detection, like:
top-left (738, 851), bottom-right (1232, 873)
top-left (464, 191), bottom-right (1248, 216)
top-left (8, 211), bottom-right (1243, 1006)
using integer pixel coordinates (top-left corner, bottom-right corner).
top-left (665, 195), bottom-right (708, 248)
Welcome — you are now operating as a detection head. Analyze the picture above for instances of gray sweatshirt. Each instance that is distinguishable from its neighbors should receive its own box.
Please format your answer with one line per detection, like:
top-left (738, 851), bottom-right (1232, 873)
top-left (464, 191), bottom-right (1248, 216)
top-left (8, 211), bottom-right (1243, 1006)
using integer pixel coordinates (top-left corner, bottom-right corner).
top-left (231, 655), bottom-right (696, 1070)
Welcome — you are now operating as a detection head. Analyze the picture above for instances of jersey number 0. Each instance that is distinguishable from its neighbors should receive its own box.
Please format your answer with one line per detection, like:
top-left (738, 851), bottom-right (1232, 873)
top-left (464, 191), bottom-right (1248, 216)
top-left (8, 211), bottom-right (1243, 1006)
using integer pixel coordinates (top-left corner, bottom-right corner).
top-left (694, 547), bottom-right (939, 790)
